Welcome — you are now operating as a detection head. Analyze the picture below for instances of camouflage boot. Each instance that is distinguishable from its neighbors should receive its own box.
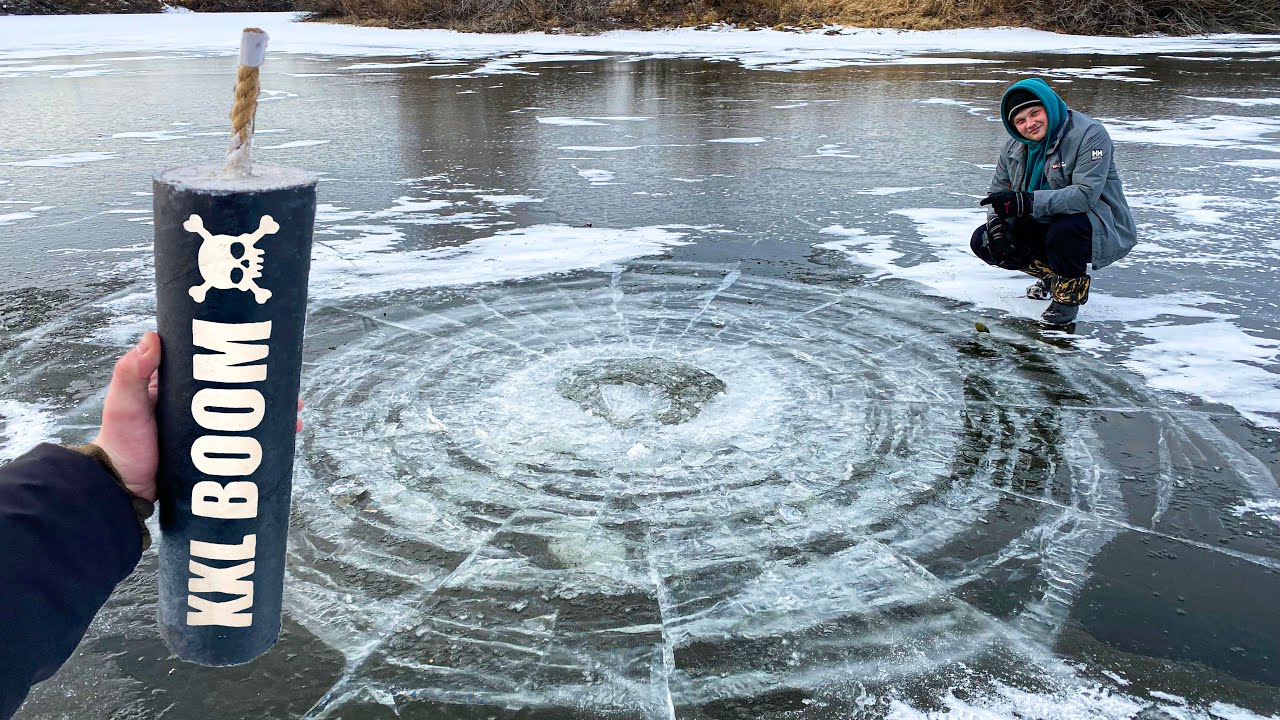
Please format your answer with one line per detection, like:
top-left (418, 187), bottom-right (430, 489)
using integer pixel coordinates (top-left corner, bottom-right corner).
top-left (1023, 259), bottom-right (1056, 300)
top-left (1041, 274), bottom-right (1090, 327)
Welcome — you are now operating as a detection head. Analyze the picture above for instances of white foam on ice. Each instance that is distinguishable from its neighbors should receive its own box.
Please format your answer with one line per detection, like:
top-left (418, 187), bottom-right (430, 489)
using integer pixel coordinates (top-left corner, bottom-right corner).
top-left (309, 223), bottom-right (694, 299)
top-left (0, 399), bottom-right (59, 462)
top-left (1101, 115), bottom-right (1280, 152)
top-left (708, 137), bottom-right (767, 143)
top-left (6, 14), bottom-right (1276, 69)
top-left (4, 151), bottom-right (120, 168)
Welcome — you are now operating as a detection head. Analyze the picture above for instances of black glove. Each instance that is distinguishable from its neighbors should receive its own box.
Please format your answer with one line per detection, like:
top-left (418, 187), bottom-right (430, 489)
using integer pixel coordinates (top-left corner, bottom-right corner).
top-left (980, 191), bottom-right (1034, 219)
top-left (984, 215), bottom-right (1029, 270)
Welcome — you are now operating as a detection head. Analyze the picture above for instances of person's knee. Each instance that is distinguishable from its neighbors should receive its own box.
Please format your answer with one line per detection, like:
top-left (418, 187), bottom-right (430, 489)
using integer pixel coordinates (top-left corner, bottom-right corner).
top-left (1044, 214), bottom-right (1091, 276)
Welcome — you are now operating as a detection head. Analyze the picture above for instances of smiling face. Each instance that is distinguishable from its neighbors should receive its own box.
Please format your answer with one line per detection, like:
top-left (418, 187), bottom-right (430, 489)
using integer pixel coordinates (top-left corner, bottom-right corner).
top-left (1013, 105), bottom-right (1048, 142)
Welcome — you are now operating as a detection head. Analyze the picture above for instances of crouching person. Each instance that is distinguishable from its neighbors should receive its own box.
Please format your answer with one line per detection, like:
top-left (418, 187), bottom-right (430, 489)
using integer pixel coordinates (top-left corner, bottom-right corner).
top-left (971, 78), bottom-right (1137, 326)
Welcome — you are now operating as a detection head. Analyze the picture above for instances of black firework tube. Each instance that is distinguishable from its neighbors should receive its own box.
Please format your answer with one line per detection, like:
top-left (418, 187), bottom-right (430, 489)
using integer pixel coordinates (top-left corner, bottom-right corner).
top-left (153, 29), bottom-right (317, 666)
top-left (153, 167), bottom-right (316, 666)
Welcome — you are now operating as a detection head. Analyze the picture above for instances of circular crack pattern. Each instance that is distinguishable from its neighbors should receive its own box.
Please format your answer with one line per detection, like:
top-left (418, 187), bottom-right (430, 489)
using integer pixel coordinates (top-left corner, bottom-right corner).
top-left (290, 264), bottom-right (1133, 717)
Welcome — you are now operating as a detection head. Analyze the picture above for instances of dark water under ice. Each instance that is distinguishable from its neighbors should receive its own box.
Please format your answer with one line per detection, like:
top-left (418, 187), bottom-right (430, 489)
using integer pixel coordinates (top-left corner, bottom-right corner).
top-left (2, 44), bottom-right (1279, 719)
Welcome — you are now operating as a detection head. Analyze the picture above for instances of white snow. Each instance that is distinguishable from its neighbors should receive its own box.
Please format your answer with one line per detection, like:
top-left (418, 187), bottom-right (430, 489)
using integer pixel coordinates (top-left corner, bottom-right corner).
top-left (1233, 498), bottom-right (1280, 527)
top-left (4, 151), bottom-right (119, 168)
top-left (1001, 65), bottom-right (1156, 82)
top-left (472, 194), bottom-right (544, 208)
top-left (1102, 115), bottom-right (1280, 152)
top-left (816, 208), bottom-right (1280, 429)
top-left (258, 139), bottom-right (332, 149)
top-left (916, 97), bottom-right (989, 116)
top-left (3, 13), bottom-right (1279, 70)
top-left (309, 223), bottom-right (695, 298)
top-left (883, 681), bottom-right (1276, 720)
top-left (857, 186), bottom-right (926, 195)
top-left (1186, 96), bottom-right (1280, 107)
top-left (558, 145), bottom-right (641, 152)
top-left (1124, 322), bottom-right (1280, 430)
top-left (112, 130), bottom-right (188, 142)
top-left (538, 116), bottom-right (651, 126)
top-left (0, 399), bottom-right (59, 462)
top-left (708, 137), bottom-right (767, 144)
top-left (576, 168), bottom-right (616, 185)
top-left (805, 143), bottom-right (860, 158)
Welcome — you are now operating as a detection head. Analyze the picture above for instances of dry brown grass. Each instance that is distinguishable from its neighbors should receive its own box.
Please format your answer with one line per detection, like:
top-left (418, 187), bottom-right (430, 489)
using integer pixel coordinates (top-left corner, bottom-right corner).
top-left (295, 0), bottom-right (1278, 34)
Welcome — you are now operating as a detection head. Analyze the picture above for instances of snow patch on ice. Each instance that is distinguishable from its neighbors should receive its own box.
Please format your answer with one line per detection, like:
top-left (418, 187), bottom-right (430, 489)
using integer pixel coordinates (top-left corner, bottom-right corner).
top-left (4, 151), bottom-right (120, 168)
top-left (916, 98), bottom-right (989, 116)
top-left (539, 117), bottom-right (607, 126)
top-left (1002, 65), bottom-right (1156, 82)
top-left (1186, 96), bottom-right (1280, 107)
top-left (708, 137), bottom-right (766, 144)
top-left (310, 223), bottom-right (695, 299)
top-left (576, 168), bottom-right (616, 185)
top-left (0, 205), bottom-right (53, 226)
top-left (538, 116), bottom-right (651, 126)
top-left (0, 399), bottom-right (59, 462)
top-left (258, 139), bottom-right (331, 150)
top-left (473, 194), bottom-right (543, 208)
top-left (558, 145), bottom-right (641, 152)
top-left (1234, 498), bottom-right (1280, 527)
top-left (112, 130), bottom-right (187, 142)
top-left (815, 209), bottom-right (1279, 429)
top-left (857, 186), bottom-right (926, 195)
top-left (882, 681), bottom-right (1275, 720)
top-left (804, 143), bottom-right (859, 158)
top-left (1124, 322), bottom-right (1280, 430)
top-left (1102, 115), bottom-right (1280, 152)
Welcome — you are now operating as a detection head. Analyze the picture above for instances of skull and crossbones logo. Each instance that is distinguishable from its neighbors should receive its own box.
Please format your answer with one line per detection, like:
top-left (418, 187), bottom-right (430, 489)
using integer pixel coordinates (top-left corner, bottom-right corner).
top-left (184, 214), bottom-right (277, 304)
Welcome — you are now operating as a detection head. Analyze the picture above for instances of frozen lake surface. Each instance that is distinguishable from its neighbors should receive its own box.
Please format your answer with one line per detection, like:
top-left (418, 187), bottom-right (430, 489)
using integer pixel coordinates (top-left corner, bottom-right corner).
top-left (2, 15), bottom-right (1279, 720)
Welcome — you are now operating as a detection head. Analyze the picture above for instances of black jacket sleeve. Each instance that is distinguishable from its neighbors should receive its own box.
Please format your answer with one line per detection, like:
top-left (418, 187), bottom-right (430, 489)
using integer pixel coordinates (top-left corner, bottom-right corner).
top-left (0, 444), bottom-right (143, 719)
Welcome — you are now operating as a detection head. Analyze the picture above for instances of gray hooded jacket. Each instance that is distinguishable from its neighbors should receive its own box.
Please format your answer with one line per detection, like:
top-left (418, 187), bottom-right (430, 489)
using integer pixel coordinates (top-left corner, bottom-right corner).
top-left (989, 110), bottom-right (1137, 270)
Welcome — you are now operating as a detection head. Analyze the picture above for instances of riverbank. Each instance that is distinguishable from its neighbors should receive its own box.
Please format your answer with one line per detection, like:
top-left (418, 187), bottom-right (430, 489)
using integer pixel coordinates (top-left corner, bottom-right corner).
top-left (5, 12), bottom-right (1279, 66)
top-left (3, 0), bottom-right (1278, 35)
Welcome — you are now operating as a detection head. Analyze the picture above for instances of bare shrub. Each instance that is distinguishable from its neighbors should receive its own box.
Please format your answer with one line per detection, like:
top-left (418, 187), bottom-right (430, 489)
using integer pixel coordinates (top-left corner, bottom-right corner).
top-left (1023, 0), bottom-right (1280, 34)
top-left (295, 0), bottom-right (1279, 35)
top-left (167, 0), bottom-right (293, 10)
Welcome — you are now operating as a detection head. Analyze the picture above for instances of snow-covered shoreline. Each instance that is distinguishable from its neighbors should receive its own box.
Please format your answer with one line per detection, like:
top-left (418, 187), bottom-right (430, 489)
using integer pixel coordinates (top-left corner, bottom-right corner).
top-left (2, 12), bottom-right (1280, 67)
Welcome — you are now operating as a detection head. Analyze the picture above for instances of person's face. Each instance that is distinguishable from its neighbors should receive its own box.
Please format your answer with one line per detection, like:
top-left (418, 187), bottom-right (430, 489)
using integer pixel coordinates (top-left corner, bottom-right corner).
top-left (1013, 105), bottom-right (1047, 142)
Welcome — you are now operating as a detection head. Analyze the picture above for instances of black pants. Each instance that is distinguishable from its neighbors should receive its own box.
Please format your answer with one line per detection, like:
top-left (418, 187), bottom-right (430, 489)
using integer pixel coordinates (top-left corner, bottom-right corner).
top-left (970, 213), bottom-right (1092, 277)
